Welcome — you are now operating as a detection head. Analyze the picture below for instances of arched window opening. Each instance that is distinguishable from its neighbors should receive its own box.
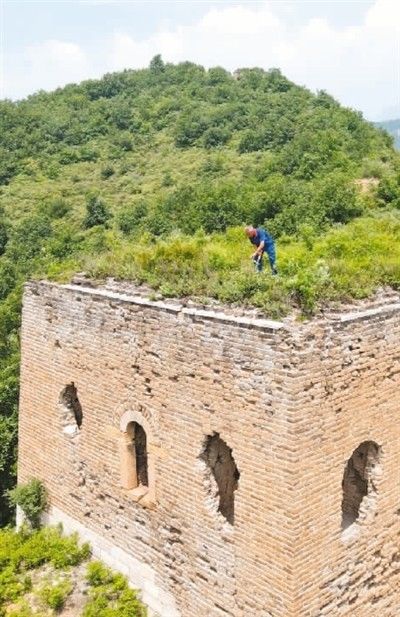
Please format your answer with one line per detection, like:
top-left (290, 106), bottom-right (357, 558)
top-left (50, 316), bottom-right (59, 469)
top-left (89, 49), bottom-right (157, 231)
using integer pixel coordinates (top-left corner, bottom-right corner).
top-left (119, 411), bottom-right (156, 508)
top-left (121, 421), bottom-right (148, 490)
top-left (200, 434), bottom-right (240, 525)
top-left (341, 441), bottom-right (381, 531)
top-left (59, 383), bottom-right (82, 437)
top-left (132, 422), bottom-right (148, 488)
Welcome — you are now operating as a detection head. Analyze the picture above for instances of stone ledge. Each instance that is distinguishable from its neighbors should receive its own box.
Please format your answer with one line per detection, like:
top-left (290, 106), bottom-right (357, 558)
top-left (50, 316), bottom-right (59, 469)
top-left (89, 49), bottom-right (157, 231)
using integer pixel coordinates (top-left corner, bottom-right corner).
top-left (25, 280), bottom-right (400, 331)
top-left (181, 307), bottom-right (284, 331)
top-left (338, 302), bottom-right (400, 323)
top-left (27, 281), bottom-right (286, 332)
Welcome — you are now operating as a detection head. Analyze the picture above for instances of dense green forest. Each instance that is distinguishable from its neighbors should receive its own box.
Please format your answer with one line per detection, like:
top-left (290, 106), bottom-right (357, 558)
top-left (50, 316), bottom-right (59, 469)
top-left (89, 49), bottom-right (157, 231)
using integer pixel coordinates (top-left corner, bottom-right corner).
top-left (1, 56), bottom-right (400, 524)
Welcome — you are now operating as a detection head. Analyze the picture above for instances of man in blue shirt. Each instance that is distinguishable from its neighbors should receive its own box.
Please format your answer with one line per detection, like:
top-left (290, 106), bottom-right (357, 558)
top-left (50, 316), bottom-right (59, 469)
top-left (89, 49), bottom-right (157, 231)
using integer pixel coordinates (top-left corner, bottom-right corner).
top-left (245, 225), bottom-right (278, 275)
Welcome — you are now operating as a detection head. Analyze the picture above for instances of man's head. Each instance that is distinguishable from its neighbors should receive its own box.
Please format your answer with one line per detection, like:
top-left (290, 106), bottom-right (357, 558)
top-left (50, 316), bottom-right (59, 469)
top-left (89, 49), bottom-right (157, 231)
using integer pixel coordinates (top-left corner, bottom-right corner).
top-left (244, 225), bottom-right (257, 238)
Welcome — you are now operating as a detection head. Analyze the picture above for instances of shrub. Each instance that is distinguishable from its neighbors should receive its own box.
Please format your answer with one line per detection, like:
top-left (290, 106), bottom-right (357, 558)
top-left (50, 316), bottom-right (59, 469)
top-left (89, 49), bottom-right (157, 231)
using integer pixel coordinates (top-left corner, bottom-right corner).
top-left (0, 526), bottom-right (90, 616)
top-left (86, 561), bottom-right (113, 586)
top-left (0, 259), bottom-right (16, 300)
top-left (207, 66), bottom-right (231, 85)
top-left (0, 565), bottom-right (32, 604)
top-left (100, 164), bottom-right (115, 179)
top-left (361, 159), bottom-right (387, 179)
top-left (3, 527), bottom-right (90, 570)
top-left (174, 112), bottom-right (209, 147)
top-left (58, 148), bottom-right (80, 165)
top-left (201, 157), bottom-right (225, 175)
top-left (238, 130), bottom-right (265, 153)
top-left (203, 126), bottom-right (230, 149)
top-left (45, 162), bottom-right (60, 179)
top-left (46, 223), bottom-right (82, 259)
top-left (284, 260), bottom-right (331, 315)
top-left (118, 135), bottom-right (133, 152)
top-left (7, 479), bottom-right (48, 529)
top-left (79, 146), bottom-right (99, 162)
top-left (161, 171), bottom-right (174, 187)
top-left (83, 561), bottom-right (147, 617)
top-left (8, 213), bottom-right (53, 262)
top-left (0, 220), bottom-right (8, 255)
top-left (83, 195), bottom-right (111, 229)
top-left (298, 223), bottom-right (317, 250)
top-left (45, 198), bottom-right (70, 219)
top-left (117, 201), bottom-right (148, 235)
top-left (39, 579), bottom-right (73, 612)
top-left (377, 174), bottom-right (400, 207)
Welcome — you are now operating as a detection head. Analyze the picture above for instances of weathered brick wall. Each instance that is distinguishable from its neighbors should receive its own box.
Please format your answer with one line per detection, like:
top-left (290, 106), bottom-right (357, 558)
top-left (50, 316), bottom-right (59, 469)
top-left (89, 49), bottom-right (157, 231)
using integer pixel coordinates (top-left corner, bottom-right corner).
top-left (18, 282), bottom-right (400, 616)
top-left (290, 308), bottom-right (400, 616)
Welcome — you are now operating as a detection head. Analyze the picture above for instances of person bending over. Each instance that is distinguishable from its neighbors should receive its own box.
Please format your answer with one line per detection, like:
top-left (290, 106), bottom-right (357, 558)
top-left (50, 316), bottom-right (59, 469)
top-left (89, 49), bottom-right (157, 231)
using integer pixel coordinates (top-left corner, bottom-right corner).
top-left (244, 225), bottom-right (278, 275)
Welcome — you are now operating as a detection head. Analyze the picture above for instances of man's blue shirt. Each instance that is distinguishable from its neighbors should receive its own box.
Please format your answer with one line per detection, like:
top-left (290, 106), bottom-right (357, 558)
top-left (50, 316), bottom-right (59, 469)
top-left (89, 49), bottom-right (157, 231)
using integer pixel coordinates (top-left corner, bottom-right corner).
top-left (250, 227), bottom-right (274, 249)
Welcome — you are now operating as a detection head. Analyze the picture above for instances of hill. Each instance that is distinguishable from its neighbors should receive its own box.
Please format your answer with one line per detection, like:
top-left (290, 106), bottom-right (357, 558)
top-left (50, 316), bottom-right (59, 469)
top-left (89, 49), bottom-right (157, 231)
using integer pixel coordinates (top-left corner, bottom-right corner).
top-left (375, 119), bottom-right (400, 149)
top-left (0, 57), bottom-right (400, 523)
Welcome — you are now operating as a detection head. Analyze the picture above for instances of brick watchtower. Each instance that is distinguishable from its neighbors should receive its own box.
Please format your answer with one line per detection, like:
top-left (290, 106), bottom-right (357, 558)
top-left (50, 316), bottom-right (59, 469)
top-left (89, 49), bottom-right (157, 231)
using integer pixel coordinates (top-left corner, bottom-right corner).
top-left (18, 281), bottom-right (400, 616)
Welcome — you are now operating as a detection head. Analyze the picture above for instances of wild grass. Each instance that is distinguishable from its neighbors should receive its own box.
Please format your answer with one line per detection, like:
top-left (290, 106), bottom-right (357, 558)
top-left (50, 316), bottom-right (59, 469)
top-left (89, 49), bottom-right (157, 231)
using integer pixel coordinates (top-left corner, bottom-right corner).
top-left (81, 212), bottom-right (400, 317)
top-left (0, 526), bottom-right (89, 615)
top-left (0, 527), bottom-right (147, 616)
top-left (82, 561), bottom-right (147, 617)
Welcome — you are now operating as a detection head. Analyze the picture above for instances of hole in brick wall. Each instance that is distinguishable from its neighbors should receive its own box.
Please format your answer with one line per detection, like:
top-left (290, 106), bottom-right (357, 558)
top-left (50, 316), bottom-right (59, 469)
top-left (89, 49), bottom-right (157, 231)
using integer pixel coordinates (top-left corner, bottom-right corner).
top-left (341, 441), bottom-right (381, 531)
top-left (59, 383), bottom-right (83, 437)
top-left (134, 423), bottom-right (149, 487)
top-left (125, 422), bottom-right (149, 488)
top-left (200, 434), bottom-right (240, 525)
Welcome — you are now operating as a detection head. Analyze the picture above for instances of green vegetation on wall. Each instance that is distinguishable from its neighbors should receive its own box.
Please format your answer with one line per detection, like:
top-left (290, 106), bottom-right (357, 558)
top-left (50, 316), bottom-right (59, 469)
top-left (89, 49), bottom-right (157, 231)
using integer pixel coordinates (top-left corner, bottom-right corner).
top-left (0, 57), bottom-right (400, 525)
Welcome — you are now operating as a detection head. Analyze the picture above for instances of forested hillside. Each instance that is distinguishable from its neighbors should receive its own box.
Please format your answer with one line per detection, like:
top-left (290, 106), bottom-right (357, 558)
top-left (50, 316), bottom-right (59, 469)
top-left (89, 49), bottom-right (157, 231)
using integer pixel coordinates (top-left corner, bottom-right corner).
top-left (1, 57), bottom-right (400, 523)
top-left (375, 119), bottom-right (400, 149)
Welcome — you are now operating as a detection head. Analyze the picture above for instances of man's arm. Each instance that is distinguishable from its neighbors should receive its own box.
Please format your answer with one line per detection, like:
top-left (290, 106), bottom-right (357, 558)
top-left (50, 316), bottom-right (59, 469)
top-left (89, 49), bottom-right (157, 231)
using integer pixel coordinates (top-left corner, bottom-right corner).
top-left (253, 240), bottom-right (265, 257)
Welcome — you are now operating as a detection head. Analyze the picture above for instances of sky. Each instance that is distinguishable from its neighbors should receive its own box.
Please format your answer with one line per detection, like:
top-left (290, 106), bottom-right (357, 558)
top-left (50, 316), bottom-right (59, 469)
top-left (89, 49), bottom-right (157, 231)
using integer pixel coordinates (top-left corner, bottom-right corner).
top-left (1, 0), bottom-right (399, 120)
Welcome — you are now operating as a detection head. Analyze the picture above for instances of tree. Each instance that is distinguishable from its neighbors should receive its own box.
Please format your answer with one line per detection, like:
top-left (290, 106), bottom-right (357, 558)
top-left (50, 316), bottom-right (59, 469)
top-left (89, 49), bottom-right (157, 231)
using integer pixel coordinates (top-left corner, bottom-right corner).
top-left (117, 201), bottom-right (148, 234)
top-left (0, 219), bottom-right (8, 255)
top-left (174, 111), bottom-right (209, 147)
top-left (83, 195), bottom-right (111, 228)
top-left (203, 127), bottom-right (230, 149)
top-left (149, 54), bottom-right (165, 73)
top-left (8, 478), bottom-right (48, 528)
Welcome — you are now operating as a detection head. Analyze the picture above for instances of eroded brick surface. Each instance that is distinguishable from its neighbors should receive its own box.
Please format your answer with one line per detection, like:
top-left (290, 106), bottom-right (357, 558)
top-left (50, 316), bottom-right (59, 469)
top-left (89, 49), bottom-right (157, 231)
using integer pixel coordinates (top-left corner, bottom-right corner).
top-left (18, 282), bottom-right (400, 616)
